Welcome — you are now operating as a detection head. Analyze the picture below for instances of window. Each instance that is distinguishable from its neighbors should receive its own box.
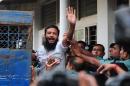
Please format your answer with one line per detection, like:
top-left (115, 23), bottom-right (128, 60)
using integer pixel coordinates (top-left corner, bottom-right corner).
top-left (0, 25), bottom-right (30, 49)
top-left (41, 1), bottom-right (59, 27)
top-left (85, 25), bottom-right (97, 45)
top-left (75, 29), bottom-right (84, 41)
top-left (79, 0), bottom-right (97, 19)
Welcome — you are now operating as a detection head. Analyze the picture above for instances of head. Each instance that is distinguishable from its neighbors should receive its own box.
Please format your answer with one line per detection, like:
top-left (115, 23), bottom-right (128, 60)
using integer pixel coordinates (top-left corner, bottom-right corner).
top-left (91, 44), bottom-right (105, 57)
top-left (109, 43), bottom-right (121, 59)
top-left (120, 45), bottom-right (130, 60)
top-left (32, 50), bottom-right (37, 60)
top-left (42, 25), bottom-right (59, 51)
top-left (77, 41), bottom-right (86, 49)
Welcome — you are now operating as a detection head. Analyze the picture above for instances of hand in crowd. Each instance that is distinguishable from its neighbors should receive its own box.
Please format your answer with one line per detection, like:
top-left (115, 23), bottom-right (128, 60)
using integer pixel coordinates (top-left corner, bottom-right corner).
top-left (31, 66), bottom-right (35, 82)
top-left (67, 6), bottom-right (76, 25)
top-left (45, 57), bottom-right (60, 70)
top-left (70, 40), bottom-right (82, 57)
top-left (97, 64), bottom-right (126, 75)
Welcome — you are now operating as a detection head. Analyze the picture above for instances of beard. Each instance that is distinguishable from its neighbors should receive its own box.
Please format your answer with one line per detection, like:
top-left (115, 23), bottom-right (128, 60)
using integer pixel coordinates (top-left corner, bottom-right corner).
top-left (42, 37), bottom-right (58, 51)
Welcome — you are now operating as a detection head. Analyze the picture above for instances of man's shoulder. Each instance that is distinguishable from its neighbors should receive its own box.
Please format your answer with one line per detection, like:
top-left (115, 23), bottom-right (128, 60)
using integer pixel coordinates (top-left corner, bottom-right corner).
top-left (99, 58), bottom-right (114, 64)
top-left (56, 41), bottom-right (68, 51)
top-left (37, 45), bottom-right (45, 51)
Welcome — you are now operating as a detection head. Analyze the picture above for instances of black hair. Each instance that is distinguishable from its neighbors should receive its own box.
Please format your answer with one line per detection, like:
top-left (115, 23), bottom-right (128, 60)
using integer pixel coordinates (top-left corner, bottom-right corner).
top-left (109, 43), bottom-right (121, 50)
top-left (94, 74), bottom-right (108, 86)
top-left (44, 25), bottom-right (60, 36)
top-left (37, 72), bottom-right (78, 86)
top-left (120, 44), bottom-right (130, 54)
top-left (93, 44), bottom-right (105, 52)
top-left (77, 41), bottom-right (87, 47)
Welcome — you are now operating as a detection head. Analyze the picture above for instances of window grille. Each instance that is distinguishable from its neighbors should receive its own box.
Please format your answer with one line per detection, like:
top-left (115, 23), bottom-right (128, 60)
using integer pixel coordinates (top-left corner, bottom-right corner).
top-left (79, 0), bottom-right (97, 18)
top-left (0, 25), bottom-right (29, 49)
top-left (85, 25), bottom-right (97, 45)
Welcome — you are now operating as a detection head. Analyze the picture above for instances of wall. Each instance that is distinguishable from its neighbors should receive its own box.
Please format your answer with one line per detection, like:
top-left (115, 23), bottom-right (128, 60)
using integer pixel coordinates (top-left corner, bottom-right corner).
top-left (75, 15), bottom-right (97, 41)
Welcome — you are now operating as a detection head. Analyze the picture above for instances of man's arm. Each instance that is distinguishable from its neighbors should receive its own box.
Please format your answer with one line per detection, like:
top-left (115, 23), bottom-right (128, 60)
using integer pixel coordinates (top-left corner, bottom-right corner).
top-left (97, 64), bottom-right (126, 75)
top-left (79, 53), bottom-right (101, 68)
top-left (70, 40), bottom-right (101, 68)
top-left (62, 6), bottom-right (76, 47)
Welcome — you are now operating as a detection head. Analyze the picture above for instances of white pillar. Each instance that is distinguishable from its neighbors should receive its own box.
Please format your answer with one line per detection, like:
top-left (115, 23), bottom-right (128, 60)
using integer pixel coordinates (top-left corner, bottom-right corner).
top-left (97, 0), bottom-right (115, 58)
top-left (59, 0), bottom-right (68, 41)
top-left (33, 5), bottom-right (42, 50)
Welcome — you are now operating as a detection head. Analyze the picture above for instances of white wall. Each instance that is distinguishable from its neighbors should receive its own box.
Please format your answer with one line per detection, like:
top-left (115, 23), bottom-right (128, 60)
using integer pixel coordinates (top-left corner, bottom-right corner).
top-left (97, 0), bottom-right (115, 59)
top-left (75, 15), bottom-right (97, 41)
top-left (76, 15), bottom-right (97, 29)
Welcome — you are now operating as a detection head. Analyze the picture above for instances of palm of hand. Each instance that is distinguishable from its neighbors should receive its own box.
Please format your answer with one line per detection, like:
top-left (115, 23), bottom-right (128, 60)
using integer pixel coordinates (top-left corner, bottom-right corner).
top-left (67, 14), bottom-right (76, 24)
top-left (67, 6), bottom-right (76, 24)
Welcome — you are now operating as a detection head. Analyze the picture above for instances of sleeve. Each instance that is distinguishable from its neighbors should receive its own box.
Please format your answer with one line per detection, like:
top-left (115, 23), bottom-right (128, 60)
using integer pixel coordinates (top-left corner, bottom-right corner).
top-left (58, 41), bottom-right (68, 52)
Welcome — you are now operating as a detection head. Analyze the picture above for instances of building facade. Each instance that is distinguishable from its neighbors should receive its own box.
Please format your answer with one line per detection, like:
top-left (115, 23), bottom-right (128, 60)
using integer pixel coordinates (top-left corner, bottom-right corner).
top-left (33, 0), bottom-right (130, 58)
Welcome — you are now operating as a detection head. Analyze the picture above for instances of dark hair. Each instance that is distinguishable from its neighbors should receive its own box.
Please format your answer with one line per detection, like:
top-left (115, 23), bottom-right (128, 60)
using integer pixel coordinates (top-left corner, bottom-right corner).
top-left (45, 25), bottom-right (60, 36)
top-left (94, 74), bottom-right (108, 86)
top-left (120, 45), bottom-right (130, 54)
top-left (109, 43), bottom-right (121, 50)
top-left (77, 41), bottom-right (87, 47)
top-left (37, 72), bottom-right (78, 86)
top-left (32, 50), bottom-right (36, 53)
top-left (94, 44), bottom-right (105, 52)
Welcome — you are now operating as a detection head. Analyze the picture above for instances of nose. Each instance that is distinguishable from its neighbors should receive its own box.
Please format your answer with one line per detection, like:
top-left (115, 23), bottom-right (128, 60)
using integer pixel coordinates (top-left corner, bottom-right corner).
top-left (50, 33), bottom-right (54, 37)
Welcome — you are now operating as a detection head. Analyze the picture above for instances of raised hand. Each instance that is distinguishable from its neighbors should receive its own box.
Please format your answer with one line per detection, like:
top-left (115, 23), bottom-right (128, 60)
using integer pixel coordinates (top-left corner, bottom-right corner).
top-left (67, 6), bottom-right (76, 25)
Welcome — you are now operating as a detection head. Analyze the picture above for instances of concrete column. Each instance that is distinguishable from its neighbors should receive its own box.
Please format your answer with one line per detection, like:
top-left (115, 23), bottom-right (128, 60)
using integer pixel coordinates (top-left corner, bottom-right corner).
top-left (33, 4), bottom-right (42, 50)
top-left (97, 0), bottom-right (115, 58)
top-left (59, 0), bottom-right (68, 41)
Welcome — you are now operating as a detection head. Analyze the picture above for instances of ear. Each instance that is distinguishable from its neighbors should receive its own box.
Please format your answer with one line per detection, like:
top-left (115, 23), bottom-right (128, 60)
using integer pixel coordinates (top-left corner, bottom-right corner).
top-left (103, 52), bottom-right (105, 56)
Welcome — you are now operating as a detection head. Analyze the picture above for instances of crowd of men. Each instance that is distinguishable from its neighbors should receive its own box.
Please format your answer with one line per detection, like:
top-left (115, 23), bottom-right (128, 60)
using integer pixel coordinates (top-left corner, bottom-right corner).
top-left (30, 6), bottom-right (130, 86)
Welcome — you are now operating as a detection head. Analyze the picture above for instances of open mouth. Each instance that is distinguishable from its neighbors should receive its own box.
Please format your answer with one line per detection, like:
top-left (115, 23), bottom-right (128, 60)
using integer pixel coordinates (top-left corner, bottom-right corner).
top-left (48, 38), bottom-right (55, 43)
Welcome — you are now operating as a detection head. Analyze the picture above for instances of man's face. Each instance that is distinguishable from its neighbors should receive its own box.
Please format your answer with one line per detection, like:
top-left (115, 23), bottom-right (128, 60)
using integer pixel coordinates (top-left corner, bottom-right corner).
top-left (91, 46), bottom-right (104, 57)
top-left (109, 44), bottom-right (120, 58)
top-left (78, 43), bottom-right (85, 49)
top-left (45, 28), bottom-right (58, 44)
top-left (120, 48), bottom-right (129, 59)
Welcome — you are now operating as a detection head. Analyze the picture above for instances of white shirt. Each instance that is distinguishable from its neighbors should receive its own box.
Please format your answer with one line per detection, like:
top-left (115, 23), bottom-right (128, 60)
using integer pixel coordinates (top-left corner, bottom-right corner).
top-left (36, 41), bottom-right (67, 79)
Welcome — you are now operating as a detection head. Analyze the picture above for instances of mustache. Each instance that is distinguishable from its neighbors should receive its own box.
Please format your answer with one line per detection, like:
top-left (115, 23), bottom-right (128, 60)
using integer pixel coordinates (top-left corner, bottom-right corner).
top-left (48, 37), bottom-right (55, 40)
top-left (42, 37), bottom-right (58, 51)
